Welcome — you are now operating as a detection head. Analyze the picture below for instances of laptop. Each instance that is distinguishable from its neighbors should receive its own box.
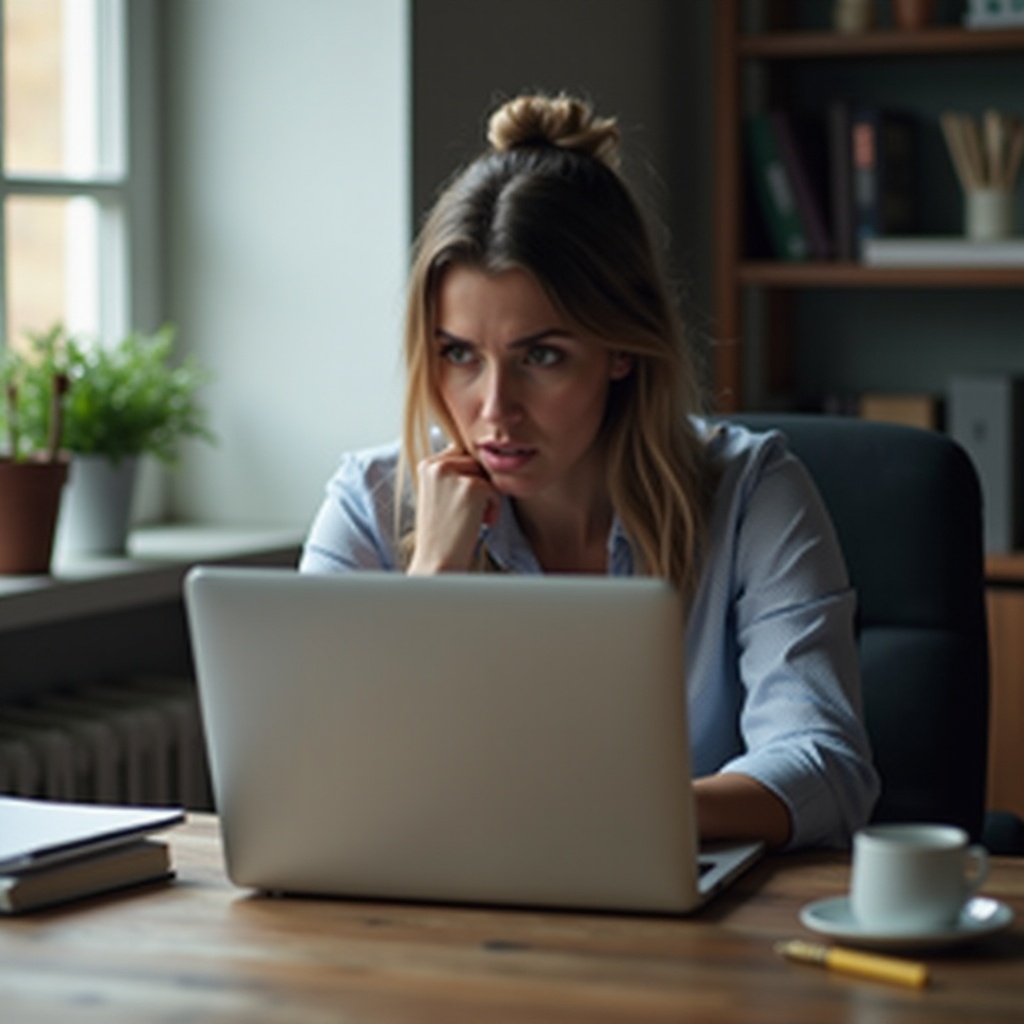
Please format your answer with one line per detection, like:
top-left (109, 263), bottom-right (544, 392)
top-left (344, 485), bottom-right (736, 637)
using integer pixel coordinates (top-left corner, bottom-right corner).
top-left (184, 566), bottom-right (763, 914)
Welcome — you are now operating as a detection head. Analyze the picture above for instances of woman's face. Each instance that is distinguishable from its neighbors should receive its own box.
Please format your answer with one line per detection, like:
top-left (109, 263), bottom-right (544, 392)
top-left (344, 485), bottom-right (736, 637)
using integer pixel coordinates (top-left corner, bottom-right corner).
top-left (433, 265), bottom-right (630, 502)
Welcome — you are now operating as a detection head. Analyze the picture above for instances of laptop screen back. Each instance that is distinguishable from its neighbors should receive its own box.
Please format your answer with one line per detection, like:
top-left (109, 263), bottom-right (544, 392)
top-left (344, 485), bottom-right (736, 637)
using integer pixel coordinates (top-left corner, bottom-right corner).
top-left (185, 567), bottom-right (709, 913)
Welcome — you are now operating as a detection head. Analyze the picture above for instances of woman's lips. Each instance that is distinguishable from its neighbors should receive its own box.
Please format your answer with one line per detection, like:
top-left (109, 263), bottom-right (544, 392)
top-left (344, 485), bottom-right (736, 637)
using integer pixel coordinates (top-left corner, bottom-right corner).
top-left (477, 442), bottom-right (536, 474)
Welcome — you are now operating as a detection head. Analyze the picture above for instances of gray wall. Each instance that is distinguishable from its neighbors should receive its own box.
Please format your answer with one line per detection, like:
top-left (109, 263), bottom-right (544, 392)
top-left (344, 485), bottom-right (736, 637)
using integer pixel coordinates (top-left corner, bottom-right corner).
top-left (162, 0), bottom-right (410, 527)
top-left (412, 0), bottom-right (715, 345)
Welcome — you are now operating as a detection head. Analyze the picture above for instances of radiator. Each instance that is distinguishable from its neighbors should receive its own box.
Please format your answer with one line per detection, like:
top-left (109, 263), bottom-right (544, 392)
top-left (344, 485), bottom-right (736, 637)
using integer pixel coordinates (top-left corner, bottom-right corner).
top-left (0, 676), bottom-right (213, 810)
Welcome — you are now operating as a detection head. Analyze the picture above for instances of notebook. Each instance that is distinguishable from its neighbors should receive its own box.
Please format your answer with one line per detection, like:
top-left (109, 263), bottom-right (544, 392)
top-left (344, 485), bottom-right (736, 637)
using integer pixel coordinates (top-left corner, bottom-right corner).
top-left (184, 566), bottom-right (763, 914)
top-left (0, 796), bottom-right (184, 873)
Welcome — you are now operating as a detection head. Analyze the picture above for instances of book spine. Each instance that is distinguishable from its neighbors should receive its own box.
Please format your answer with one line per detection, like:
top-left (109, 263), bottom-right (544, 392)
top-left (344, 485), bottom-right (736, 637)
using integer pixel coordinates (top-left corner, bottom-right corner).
top-left (851, 108), bottom-right (881, 248)
top-left (745, 113), bottom-right (810, 261)
top-left (770, 110), bottom-right (832, 260)
top-left (852, 107), bottom-right (916, 253)
top-left (827, 101), bottom-right (855, 262)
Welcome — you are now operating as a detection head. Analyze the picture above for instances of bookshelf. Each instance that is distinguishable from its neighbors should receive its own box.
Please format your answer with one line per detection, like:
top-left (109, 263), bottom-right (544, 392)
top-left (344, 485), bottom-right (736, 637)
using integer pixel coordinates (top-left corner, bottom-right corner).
top-left (712, 1), bottom-right (1024, 411)
top-left (712, 1), bottom-right (1024, 820)
top-left (737, 24), bottom-right (1024, 58)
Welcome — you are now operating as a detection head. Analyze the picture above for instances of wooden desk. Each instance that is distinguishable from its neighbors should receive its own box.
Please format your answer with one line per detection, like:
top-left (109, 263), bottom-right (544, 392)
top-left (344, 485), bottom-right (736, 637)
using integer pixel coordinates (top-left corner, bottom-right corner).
top-left (1, 815), bottom-right (1022, 1023)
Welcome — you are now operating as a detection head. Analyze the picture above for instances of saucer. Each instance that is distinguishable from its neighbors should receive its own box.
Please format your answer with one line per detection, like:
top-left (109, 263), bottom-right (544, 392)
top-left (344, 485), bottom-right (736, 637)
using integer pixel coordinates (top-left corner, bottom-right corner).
top-left (799, 895), bottom-right (1015, 951)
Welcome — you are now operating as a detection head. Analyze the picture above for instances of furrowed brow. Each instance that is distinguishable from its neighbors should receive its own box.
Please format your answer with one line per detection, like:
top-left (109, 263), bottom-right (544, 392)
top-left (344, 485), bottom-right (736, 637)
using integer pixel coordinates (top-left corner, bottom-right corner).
top-left (434, 327), bottom-right (573, 347)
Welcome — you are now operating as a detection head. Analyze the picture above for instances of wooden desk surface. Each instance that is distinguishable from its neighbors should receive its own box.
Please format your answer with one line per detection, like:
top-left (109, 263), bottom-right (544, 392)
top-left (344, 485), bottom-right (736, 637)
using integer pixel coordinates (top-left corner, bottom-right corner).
top-left (1, 814), bottom-right (1022, 1023)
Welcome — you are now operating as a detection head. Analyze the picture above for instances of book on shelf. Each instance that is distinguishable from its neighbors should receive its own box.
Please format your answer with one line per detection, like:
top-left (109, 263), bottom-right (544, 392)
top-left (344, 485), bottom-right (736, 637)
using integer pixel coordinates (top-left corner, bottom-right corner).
top-left (858, 392), bottom-right (941, 431)
top-left (0, 838), bottom-right (171, 914)
top-left (827, 100), bottom-right (856, 262)
top-left (769, 109), bottom-right (832, 260)
top-left (745, 112), bottom-right (811, 261)
top-left (851, 106), bottom-right (916, 253)
top-left (862, 236), bottom-right (1024, 267)
top-left (0, 795), bottom-right (184, 913)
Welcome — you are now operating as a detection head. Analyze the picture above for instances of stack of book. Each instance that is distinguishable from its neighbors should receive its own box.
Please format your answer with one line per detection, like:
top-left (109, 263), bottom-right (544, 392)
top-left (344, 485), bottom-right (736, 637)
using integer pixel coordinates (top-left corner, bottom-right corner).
top-left (746, 104), bottom-right (917, 263)
top-left (0, 796), bottom-right (184, 914)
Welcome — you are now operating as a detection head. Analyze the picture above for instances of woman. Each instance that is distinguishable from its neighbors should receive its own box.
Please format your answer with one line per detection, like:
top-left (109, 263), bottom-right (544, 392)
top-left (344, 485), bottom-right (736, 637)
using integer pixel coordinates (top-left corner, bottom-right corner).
top-left (301, 93), bottom-right (879, 850)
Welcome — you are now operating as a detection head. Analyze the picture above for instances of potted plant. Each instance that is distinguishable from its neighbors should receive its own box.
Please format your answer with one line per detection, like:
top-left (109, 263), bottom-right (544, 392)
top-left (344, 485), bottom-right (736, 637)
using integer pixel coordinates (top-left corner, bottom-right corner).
top-left (1, 323), bottom-right (213, 558)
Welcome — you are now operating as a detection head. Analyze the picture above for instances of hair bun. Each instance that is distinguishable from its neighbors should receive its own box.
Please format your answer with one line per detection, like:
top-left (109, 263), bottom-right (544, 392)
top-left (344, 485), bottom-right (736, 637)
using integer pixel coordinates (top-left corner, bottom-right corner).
top-left (487, 94), bottom-right (621, 168)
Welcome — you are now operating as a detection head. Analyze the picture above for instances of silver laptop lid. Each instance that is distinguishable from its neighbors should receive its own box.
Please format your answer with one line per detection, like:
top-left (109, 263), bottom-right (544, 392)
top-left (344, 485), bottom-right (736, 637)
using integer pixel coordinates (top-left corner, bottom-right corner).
top-left (186, 567), bottom-right (709, 913)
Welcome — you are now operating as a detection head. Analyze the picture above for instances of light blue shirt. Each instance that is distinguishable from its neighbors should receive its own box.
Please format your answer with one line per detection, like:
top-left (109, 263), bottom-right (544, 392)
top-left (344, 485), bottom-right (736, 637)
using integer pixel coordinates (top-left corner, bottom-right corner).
top-left (300, 422), bottom-right (880, 849)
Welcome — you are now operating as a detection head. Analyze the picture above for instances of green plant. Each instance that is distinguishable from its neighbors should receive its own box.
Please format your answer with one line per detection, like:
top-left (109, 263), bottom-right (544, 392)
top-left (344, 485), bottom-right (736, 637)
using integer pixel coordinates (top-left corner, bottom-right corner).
top-left (1, 323), bottom-right (213, 464)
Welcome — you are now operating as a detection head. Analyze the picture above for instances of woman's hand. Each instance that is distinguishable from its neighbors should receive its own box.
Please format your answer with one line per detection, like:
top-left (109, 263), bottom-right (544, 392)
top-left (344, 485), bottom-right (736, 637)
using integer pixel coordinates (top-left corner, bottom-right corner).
top-left (407, 446), bottom-right (501, 574)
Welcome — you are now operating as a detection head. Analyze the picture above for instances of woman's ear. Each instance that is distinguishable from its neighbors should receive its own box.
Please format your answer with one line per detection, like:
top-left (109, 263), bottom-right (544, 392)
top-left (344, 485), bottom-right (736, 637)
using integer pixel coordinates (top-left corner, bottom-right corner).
top-left (610, 353), bottom-right (633, 380)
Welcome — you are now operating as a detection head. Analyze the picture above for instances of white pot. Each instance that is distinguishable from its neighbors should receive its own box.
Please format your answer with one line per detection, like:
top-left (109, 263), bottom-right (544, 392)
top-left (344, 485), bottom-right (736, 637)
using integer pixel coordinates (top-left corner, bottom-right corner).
top-left (55, 455), bottom-right (139, 557)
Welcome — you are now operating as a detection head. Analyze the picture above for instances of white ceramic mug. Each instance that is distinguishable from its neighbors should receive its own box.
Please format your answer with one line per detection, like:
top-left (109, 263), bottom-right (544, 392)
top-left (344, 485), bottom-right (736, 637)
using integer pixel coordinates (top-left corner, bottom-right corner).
top-left (850, 824), bottom-right (989, 934)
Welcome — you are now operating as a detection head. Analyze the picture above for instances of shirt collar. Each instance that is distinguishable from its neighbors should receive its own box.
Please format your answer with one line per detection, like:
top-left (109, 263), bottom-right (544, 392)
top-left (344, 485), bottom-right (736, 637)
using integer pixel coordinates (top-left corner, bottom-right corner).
top-left (481, 497), bottom-right (634, 576)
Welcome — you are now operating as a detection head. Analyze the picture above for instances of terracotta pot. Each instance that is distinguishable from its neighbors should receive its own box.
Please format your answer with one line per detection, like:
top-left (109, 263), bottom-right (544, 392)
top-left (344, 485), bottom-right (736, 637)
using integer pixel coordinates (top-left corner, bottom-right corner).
top-left (0, 456), bottom-right (69, 574)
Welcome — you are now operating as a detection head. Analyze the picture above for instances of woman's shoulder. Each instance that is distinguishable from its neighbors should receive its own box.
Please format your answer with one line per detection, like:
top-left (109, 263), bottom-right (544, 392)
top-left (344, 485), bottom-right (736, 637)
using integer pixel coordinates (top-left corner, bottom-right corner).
top-left (320, 437), bottom-right (410, 535)
top-left (302, 438), bottom-right (408, 573)
top-left (694, 417), bottom-right (790, 472)
top-left (329, 437), bottom-right (403, 483)
top-left (694, 416), bottom-right (817, 520)
top-left (695, 414), bottom-right (848, 579)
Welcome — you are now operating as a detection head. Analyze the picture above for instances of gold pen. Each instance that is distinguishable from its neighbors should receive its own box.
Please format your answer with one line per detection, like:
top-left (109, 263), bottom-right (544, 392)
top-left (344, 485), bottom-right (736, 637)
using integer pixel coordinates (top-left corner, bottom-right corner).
top-left (776, 939), bottom-right (930, 989)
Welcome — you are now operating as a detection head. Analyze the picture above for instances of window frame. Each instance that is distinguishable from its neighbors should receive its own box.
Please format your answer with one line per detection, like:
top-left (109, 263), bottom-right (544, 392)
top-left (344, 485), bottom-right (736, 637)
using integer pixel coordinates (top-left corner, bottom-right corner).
top-left (0, 0), bottom-right (160, 348)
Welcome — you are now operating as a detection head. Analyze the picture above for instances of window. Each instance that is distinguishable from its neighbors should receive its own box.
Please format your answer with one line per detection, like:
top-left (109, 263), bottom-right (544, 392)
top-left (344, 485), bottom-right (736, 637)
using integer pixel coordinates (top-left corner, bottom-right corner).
top-left (1, 0), bottom-right (156, 354)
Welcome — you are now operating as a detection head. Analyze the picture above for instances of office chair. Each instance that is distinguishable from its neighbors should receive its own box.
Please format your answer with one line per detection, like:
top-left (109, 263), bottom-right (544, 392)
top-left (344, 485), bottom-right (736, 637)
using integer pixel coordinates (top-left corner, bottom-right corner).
top-left (729, 413), bottom-right (1023, 854)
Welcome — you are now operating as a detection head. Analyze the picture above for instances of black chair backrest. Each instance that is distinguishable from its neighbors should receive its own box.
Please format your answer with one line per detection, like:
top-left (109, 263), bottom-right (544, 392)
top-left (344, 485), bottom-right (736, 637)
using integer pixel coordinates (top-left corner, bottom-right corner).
top-left (730, 414), bottom-right (989, 839)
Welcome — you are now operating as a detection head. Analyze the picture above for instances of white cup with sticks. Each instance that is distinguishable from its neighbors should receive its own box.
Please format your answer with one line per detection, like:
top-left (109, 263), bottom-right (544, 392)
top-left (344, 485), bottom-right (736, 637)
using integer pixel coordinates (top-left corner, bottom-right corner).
top-left (941, 109), bottom-right (1023, 240)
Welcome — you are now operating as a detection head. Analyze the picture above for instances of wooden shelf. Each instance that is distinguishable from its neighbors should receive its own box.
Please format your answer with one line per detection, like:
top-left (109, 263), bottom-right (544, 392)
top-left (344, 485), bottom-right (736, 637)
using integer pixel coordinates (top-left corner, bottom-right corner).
top-left (738, 261), bottom-right (1024, 288)
top-left (739, 26), bottom-right (1024, 59)
top-left (985, 551), bottom-right (1024, 584)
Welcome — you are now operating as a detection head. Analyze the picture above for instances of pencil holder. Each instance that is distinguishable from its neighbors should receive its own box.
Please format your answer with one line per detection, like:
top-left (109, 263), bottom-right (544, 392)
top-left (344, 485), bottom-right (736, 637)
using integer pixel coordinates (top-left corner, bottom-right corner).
top-left (941, 109), bottom-right (1023, 241)
top-left (965, 187), bottom-right (1015, 241)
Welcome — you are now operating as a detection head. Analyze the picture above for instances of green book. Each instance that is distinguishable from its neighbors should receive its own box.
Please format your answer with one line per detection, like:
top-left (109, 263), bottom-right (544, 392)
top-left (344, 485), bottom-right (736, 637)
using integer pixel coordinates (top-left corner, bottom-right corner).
top-left (745, 113), bottom-right (810, 261)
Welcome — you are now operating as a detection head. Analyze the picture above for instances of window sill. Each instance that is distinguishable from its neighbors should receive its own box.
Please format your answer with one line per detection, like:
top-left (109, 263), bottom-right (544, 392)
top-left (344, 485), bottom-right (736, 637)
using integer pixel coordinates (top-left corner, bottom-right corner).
top-left (0, 524), bottom-right (303, 633)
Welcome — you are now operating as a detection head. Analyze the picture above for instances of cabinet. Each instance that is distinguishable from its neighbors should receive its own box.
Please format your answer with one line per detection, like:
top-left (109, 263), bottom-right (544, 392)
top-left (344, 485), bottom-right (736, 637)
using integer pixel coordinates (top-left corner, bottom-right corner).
top-left (984, 556), bottom-right (1024, 820)
top-left (711, 1), bottom-right (1024, 819)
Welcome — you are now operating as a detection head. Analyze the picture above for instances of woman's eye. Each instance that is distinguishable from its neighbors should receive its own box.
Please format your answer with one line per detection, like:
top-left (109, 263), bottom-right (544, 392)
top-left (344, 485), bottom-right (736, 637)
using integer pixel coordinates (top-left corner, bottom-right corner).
top-left (439, 342), bottom-right (475, 366)
top-left (524, 345), bottom-right (563, 368)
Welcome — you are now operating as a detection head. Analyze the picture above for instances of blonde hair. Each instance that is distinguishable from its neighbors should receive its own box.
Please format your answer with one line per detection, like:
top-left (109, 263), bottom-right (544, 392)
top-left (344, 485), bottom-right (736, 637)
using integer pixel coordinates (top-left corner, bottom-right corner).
top-left (401, 93), bottom-right (714, 602)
